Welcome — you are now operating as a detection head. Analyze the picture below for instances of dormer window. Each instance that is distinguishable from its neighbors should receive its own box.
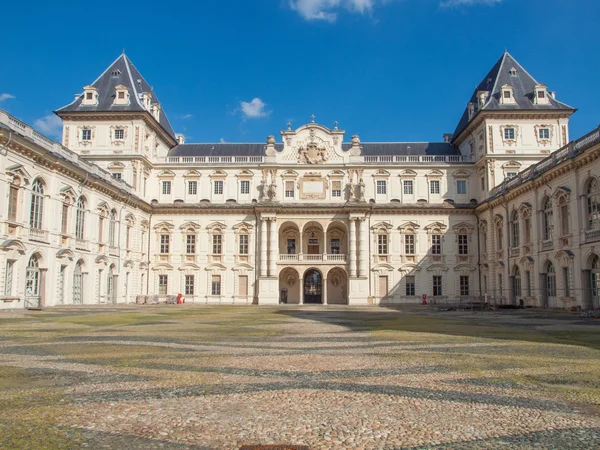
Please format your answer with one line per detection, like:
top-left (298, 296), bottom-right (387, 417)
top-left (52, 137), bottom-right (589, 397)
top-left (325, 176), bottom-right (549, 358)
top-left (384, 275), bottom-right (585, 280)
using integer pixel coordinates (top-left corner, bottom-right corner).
top-left (82, 129), bottom-right (91, 141)
top-left (509, 67), bottom-right (518, 76)
top-left (110, 70), bottom-right (121, 77)
top-left (504, 128), bottom-right (515, 140)
top-left (500, 84), bottom-right (515, 104)
top-left (534, 84), bottom-right (549, 105)
top-left (113, 85), bottom-right (129, 105)
top-left (81, 85), bottom-right (98, 106)
top-left (114, 129), bottom-right (124, 140)
top-left (142, 92), bottom-right (153, 110)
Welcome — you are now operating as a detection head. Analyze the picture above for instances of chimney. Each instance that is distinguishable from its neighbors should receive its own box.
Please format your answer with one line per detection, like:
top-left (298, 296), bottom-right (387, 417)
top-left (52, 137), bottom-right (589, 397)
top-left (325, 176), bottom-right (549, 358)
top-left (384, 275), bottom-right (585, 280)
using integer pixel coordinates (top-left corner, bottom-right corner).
top-left (74, 93), bottom-right (81, 101)
top-left (549, 91), bottom-right (556, 99)
top-left (443, 134), bottom-right (453, 143)
top-left (176, 134), bottom-right (185, 144)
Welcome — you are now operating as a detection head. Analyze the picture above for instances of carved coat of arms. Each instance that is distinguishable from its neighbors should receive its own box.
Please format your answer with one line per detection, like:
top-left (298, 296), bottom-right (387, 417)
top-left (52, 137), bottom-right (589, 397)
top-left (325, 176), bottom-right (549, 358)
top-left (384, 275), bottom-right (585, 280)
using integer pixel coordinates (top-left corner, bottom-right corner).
top-left (298, 142), bottom-right (327, 164)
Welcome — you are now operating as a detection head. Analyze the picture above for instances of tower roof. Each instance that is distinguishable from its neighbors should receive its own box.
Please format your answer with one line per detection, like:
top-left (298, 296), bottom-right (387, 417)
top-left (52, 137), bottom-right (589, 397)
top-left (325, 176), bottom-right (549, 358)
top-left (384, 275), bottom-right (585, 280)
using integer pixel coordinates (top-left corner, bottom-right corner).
top-left (452, 51), bottom-right (575, 142)
top-left (56, 53), bottom-right (176, 140)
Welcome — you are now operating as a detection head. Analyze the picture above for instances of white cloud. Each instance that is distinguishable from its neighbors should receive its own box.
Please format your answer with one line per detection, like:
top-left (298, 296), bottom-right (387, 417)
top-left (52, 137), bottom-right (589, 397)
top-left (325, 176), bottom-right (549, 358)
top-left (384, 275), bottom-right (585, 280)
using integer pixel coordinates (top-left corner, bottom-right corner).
top-left (440, 0), bottom-right (501, 7)
top-left (240, 98), bottom-right (271, 119)
top-left (0, 93), bottom-right (15, 102)
top-left (290, 0), bottom-right (376, 22)
top-left (34, 114), bottom-right (63, 138)
top-left (290, 0), bottom-right (501, 21)
top-left (219, 138), bottom-right (227, 143)
top-left (180, 114), bottom-right (194, 119)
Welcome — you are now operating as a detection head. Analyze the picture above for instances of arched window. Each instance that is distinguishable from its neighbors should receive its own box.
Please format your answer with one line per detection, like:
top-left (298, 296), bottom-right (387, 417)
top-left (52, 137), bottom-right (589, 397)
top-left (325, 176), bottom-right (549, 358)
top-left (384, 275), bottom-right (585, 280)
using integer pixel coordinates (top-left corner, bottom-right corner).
top-left (30, 179), bottom-right (44, 230)
top-left (547, 262), bottom-right (556, 298)
top-left (542, 197), bottom-right (553, 241)
top-left (511, 211), bottom-right (520, 248)
top-left (25, 255), bottom-right (41, 308)
top-left (587, 179), bottom-right (600, 231)
top-left (108, 210), bottom-right (116, 247)
top-left (558, 196), bottom-right (569, 235)
top-left (75, 197), bottom-right (86, 240)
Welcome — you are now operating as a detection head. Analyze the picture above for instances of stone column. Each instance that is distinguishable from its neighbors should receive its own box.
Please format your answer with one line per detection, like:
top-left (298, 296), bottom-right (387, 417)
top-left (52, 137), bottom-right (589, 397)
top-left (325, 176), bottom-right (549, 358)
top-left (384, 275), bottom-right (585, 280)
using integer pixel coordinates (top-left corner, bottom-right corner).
top-left (358, 218), bottom-right (368, 277)
top-left (323, 277), bottom-right (328, 305)
top-left (299, 278), bottom-right (304, 304)
top-left (269, 217), bottom-right (278, 277)
top-left (349, 218), bottom-right (357, 277)
top-left (260, 217), bottom-right (268, 277)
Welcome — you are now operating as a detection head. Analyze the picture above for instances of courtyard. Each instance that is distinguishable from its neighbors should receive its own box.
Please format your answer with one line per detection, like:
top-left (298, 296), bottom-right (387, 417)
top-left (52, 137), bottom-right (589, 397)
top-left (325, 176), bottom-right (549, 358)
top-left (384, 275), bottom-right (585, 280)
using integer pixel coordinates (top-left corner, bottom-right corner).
top-left (1, 305), bottom-right (600, 449)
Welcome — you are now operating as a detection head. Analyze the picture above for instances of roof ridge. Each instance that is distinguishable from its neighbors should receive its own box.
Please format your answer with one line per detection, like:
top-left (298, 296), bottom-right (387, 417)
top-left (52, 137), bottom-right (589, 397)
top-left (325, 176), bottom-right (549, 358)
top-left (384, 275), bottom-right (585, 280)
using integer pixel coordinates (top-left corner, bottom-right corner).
top-left (122, 54), bottom-right (145, 110)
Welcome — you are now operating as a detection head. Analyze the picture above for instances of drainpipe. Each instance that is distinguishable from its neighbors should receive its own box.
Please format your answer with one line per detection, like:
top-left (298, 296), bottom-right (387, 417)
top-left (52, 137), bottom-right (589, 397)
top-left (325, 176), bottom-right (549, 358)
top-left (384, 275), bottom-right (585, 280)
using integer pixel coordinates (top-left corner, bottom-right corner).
top-left (253, 206), bottom-right (259, 305)
top-left (118, 193), bottom-right (132, 303)
top-left (147, 212), bottom-right (152, 295)
top-left (475, 210), bottom-right (482, 299)
top-left (502, 198), bottom-right (511, 305)
top-left (368, 204), bottom-right (373, 301)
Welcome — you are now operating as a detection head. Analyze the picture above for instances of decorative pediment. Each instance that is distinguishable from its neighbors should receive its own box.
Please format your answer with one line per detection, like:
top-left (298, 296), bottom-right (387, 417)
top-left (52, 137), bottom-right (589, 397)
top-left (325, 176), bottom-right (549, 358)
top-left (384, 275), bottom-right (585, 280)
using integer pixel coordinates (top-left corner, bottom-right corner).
top-left (519, 256), bottom-right (535, 269)
top-left (426, 170), bottom-right (444, 178)
top-left (372, 169), bottom-right (390, 177)
top-left (400, 169), bottom-right (417, 177)
top-left (184, 170), bottom-right (201, 178)
top-left (328, 170), bottom-right (345, 177)
top-left (427, 263), bottom-right (449, 275)
top-left (478, 220), bottom-right (488, 232)
top-left (501, 161), bottom-right (522, 169)
top-left (6, 164), bottom-right (32, 184)
top-left (59, 185), bottom-right (77, 201)
top-left (372, 263), bottom-right (394, 272)
top-left (233, 221), bottom-right (254, 232)
top-left (56, 249), bottom-right (75, 260)
top-left (95, 255), bottom-right (109, 265)
top-left (552, 186), bottom-right (571, 200)
top-left (158, 170), bottom-right (175, 178)
top-left (493, 214), bottom-right (504, 226)
top-left (178, 263), bottom-right (201, 271)
top-left (398, 221), bottom-right (420, 232)
top-left (424, 222), bottom-right (447, 233)
top-left (399, 263), bottom-right (422, 274)
top-left (96, 202), bottom-right (111, 216)
top-left (205, 221), bottom-right (226, 232)
top-left (210, 170), bottom-right (227, 178)
top-left (452, 222), bottom-right (475, 233)
top-left (371, 221), bottom-right (393, 232)
top-left (179, 221), bottom-right (201, 231)
top-left (282, 170), bottom-right (299, 178)
top-left (108, 162), bottom-right (126, 170)
top-left (205, 263), bottom-right (226, 272)
top-left (153, 221), bottom-right (175, 231)
top-left (233, 263), bottom-right (253, 271)
top-left (517, 202), bottom-right (533, 218)
top-left (298, 141), bottom-right (328, 164)
top-left (454, 263), bottom-right (476, 275)
top-left (0, 239), bottom-right (27, 253)
top-left (125, 214), bottom-right (136, 226)
top-left (123, 260), bottom-right (135, 269)
top-left (236, 169), bottom-right (254, 178)
top-left (452, 169), bottom-right (471, 178)
top-left (152, 263), bottom-right (174, 271)
top-left (555, 250), bottom-right (575, 265)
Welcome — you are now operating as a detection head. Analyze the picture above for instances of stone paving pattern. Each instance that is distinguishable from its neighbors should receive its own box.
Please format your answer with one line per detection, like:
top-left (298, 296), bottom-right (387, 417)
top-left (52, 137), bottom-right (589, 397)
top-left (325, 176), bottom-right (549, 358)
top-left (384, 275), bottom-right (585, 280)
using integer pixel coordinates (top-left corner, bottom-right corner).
top-left (0, 305), bottom-right (600, 449)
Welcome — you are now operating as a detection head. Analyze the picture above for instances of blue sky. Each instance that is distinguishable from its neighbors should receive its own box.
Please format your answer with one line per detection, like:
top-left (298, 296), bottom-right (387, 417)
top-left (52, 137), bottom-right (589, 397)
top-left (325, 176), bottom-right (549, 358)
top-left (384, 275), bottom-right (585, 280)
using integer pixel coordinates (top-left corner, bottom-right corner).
top-left (1, 0), bottom-right (599, 144)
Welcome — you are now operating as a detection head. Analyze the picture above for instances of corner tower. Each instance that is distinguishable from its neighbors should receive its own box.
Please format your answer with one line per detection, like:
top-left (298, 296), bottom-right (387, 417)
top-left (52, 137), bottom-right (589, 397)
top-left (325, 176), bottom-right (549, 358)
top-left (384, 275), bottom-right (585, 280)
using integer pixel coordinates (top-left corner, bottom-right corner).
top-left (55, 53), bottom-right (178, 196)
top-left (451, 51), bottom-right (575, 201)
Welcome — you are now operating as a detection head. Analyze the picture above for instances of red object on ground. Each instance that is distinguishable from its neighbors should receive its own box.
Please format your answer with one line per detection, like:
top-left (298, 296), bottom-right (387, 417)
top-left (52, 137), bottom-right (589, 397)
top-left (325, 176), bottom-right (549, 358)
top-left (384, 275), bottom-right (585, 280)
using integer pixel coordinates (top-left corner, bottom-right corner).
top-left (177, 293), bottom-right (183, 304)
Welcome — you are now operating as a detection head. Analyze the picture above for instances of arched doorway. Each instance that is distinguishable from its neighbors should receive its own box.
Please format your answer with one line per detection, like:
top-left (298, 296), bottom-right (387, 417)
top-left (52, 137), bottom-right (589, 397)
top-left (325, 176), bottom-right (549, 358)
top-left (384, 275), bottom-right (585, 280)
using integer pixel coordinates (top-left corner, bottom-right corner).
top-left (546, 262), bottom-right (557, 308)
top-left (304, 269), bottom-right (323, 304)
top-left (25, 255), bottom-right (42, 309)
top-left (73, 261), bottom-right (84, 305)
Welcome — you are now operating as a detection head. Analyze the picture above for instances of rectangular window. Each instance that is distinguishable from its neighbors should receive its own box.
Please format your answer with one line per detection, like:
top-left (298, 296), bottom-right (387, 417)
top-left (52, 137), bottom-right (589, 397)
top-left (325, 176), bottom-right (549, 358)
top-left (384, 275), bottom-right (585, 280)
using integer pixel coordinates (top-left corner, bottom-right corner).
top-left (403, 180), bottom-right (413, 195)
top-left (332, 180), bottom-right (342, 198)
top-left (524, 218), bottom-right (531, 244)
top-left (498, 274), bottom-right (503, 296)
top-left (162, 181), bottom-right (171, 195)
top-left (4, 260), bottom-right (14, 296)
top-left (114, 129), bottom-right (124, 140)
top-left (158, 275), bottom-right (168, 295)
top-left (539, 128), bottom-right (550, 140)
top-left (481, 177), bottom-right (485, 191)
top-left (211, 275), bottom-right (221, 296)
top-left (239, 234), bottom-right (249, 255)
top-left (458, 234), bottom-right (468, 255)
top-left (405, 276), bottom-right (415, 296)
top-left (160, 234), bottom-right (170, 254)
top-left (85, 92), bottom-right (93, 100)
top-left (188, 181), bottom-right (198, 195)
top-left (405, 234), bottom-right (415, 255)
top-left (239, 275), bottom-right (248, 297)
top-left (563, 267), bottom-right (571, 297)
top-left (379, 276), bottom-right (389, 297)
top-left (378, 235), bottom-right (388, 255)
top-left (433, 276), bottom-right (442, 296)
top-left (430, 180), bottom-right (440, 194)
top-left (538, 91), bottom-right (545, 99)
top-left (561, 204), bottom-right (569, 235)
top-left (118, 91), bottom-right (125, 100)
top-left (214, 180), bottom-right (223, 195)
top-left (456, 180), bottom-right (467, 195)
top-left (506, 172), bottom-right (517, 180)
top-left (186, 234), bottom-right (196, 254)
top-left (81, 129), bottom-right (91, 141)
top-left (431, 234), bottom-right (442, 255)
top-left (240, 180), bottom-right (250, 194)
top-left (503, 91), bottom-right (511, 99)
top-left (330, 238), bottom-right (340, 254)
top-left (8, 185), bottom-right (18, 221)
top-left (185, 275), bottom-right (194, 296)
top-left (61, 203), bottom-right (69, 234)
top-left (460, 276), bottom-right (469, 296)
top-left (212, 234), bottom-right (222, 254)
top-left (526, 271), bottom-right (532, 297)
top-left (504, 128), bottom-right (515, 140)
top-left (376, 180), bottom-right (387, 195)
top-left (285, 180), bottom-right (294, 198)
top-left (497, 228), bottom-right (503, 250)
top-left (126, 226), bottom-right (131, 250)
top-left (287, 239), bottom-right (296, 254)
top-left (112, 173), bottom-right (122, 180)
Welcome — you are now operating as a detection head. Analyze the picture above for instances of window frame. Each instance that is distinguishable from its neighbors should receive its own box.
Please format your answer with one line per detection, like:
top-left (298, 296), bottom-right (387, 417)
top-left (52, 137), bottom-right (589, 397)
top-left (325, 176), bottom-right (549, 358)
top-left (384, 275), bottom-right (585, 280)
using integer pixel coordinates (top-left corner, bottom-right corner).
top-left (162, 180), bottom-right (172, 195)
top-left (405, 234), bottom-right (415, 255)
top-left (188, 180), bottom-right (198, 195)
top-left (431, 234), bottom-right (442, 255)
top-left (405, 276), bottom-right (415, 296)
top-left (185, 275), bottom-right (194, 296)
top-left (186, 234), bottom-right (196, 254)
top-left (433, 275), bottom-right (443, 296)
top-left (212, 234), bottom-right (222, 255)
top-left (239, 234), bottom-right (249, 255)
top-left (456, 180), bottom-right (467, 195)
top-left (158, 275), bottom-right (168, 295)
top-left (211, 275), bottom-right (221, 296)
top-left (377, 234), bottom-right (388, 255)
top-left (460, 275), bottom-right (469, 296)
top-left (403, 180), bottom-right (413, 195)
top-left (430, 180), bottom-right (440, 195)
top-left (160, 234), bottom-right (170, 254)
top-left (240, 180), bottom-right (250, 195)
top-left (376, 180), bottom-right (387, 195)
top-left (214, 180), bottom-right (224, 195)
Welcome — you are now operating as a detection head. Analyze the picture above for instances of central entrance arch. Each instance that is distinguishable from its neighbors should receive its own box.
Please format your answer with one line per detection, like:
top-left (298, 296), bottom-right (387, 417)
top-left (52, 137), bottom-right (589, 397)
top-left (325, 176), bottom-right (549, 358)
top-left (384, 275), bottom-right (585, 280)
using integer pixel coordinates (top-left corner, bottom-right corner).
top-left (304, 269), bottom-right (323, 304)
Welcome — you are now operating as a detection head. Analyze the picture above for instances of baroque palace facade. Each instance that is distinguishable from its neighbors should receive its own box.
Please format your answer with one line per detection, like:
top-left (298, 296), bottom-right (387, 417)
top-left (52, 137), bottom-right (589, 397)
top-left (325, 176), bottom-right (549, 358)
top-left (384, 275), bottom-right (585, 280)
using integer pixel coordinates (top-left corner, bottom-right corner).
top-left (1, 52), bottom-right (600, 310)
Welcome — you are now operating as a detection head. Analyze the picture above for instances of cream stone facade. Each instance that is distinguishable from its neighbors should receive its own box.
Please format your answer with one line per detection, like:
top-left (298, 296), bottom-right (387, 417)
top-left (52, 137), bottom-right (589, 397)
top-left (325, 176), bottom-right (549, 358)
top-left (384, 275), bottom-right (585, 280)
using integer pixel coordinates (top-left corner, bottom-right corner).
top-left (1, 51), bottom-right (599, 310)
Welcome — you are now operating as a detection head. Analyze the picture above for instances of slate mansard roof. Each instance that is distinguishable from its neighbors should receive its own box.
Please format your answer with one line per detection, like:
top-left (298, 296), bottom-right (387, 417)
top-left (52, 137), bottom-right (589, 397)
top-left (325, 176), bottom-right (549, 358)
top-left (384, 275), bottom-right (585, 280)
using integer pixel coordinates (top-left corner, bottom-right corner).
top-left (452, 51), bottom-right (575, 141)
top-left (168, 141), bottom-right (459, 158)
top-left (56, 54), bottom-right (176, 140)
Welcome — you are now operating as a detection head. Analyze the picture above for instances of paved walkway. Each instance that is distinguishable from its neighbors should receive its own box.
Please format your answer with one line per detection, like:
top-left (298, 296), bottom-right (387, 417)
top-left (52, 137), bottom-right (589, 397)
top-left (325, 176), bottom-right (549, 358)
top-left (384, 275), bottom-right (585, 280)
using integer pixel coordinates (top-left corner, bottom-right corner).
top-left (0, 306), bottom-right (599, 449)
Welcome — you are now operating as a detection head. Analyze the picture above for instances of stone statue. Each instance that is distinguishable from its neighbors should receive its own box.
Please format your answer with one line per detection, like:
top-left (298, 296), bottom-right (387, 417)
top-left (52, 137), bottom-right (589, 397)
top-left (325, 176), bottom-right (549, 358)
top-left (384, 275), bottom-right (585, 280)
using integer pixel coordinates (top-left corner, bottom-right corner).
top-left (358, 178), bottom-right (366, 202)
top-left (267, 183), bottom-right (277, 201)
top-left (348, 182), bottom-right (356, 201)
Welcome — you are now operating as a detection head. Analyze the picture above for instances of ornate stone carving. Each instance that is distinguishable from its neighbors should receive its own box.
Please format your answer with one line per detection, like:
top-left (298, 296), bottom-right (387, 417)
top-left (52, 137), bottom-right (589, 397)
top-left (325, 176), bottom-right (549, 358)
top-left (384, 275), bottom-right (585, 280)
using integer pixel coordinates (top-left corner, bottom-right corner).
top-left (287, 275), bottom-right (296, 287)
top-left (298, 142), bottom-right (327, 164)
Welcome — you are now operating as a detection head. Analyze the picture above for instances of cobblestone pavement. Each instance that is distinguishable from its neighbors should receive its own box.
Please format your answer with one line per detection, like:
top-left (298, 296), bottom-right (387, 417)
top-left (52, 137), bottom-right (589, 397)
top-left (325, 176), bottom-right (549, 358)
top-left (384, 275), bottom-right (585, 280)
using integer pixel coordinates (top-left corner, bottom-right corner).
top-left (1, 305), bottom-right (600, 449)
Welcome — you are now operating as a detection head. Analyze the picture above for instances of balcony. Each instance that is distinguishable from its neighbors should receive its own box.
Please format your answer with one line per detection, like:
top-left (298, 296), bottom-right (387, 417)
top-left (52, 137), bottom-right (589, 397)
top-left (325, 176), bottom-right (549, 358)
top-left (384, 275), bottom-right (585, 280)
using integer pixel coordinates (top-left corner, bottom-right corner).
top-left (75, 239), bottom-right (89, 251)
top-left (278, 253), bottom-right (347, 264)
top-left (585, 229), bottom-right (600, 243)
top-left (542, 240), bottom-right (554, 252)
top-left (28, 228), bottom-right (48, 243)
top-left (510, 247), bottom-right (520, 258)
